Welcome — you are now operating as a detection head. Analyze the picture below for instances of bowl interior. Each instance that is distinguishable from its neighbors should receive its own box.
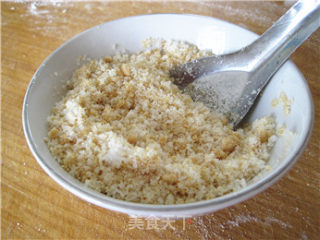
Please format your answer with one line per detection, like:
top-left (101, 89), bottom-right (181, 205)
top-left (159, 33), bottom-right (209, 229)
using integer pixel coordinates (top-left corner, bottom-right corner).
top-left (23, 14), bottom-right (313, 217)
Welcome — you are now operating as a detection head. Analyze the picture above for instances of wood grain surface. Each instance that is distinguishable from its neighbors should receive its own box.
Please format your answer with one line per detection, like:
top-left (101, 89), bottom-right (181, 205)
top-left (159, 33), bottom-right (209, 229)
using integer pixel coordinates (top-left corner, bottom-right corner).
top-left (2, 1), bottom-right (319, 239)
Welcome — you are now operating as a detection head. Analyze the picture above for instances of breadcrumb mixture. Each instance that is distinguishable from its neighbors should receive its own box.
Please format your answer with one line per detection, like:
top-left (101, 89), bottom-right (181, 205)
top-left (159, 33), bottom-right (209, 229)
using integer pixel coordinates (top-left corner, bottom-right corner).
top-left (47, 39), bottom-right (276, 204)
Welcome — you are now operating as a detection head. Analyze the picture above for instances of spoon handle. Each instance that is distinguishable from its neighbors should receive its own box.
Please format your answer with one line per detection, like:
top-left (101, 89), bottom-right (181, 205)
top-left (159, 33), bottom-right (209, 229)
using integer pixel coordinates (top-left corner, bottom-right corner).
top-left (244, 0), bottom-right (320, 79)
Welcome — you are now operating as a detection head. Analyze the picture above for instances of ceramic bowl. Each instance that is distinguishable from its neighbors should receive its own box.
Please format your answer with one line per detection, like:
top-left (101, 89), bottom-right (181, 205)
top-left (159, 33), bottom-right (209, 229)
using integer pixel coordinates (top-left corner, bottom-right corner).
top-left (22, 14), bottom-right (314, 218)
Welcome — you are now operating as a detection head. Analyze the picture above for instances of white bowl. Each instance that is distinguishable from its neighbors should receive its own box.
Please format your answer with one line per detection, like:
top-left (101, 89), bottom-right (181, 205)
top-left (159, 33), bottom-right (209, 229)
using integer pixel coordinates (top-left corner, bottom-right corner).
top-left (22, 14), bottom-right (314, 218)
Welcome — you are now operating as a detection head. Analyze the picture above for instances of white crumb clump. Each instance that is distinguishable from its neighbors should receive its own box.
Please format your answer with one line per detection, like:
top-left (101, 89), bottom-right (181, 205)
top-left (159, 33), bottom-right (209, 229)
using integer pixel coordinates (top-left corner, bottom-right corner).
top-left (46, 39), bottom-right (276, 204)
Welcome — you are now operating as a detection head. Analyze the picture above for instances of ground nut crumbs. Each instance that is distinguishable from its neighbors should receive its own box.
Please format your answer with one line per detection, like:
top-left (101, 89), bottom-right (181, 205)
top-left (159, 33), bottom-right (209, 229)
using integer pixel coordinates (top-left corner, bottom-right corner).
top-left (46, 39), bottom-right (276, 204)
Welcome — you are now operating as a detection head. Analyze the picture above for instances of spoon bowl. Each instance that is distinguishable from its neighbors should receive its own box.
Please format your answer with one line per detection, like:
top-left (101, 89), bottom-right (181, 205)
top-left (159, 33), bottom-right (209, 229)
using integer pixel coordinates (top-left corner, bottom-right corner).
top-left (171, 0), bottom-right (320, 128)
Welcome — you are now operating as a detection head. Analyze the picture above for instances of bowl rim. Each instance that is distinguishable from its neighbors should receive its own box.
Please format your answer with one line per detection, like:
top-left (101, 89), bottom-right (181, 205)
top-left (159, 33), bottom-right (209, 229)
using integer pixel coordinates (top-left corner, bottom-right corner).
top-left (22, 13), bottom-right (314, 217)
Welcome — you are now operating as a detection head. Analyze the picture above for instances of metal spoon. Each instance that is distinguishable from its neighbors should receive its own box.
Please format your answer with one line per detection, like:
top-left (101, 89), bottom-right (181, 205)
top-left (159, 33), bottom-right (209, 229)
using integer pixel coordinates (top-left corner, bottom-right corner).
top-left (170, 0), bottom-right (320, 129)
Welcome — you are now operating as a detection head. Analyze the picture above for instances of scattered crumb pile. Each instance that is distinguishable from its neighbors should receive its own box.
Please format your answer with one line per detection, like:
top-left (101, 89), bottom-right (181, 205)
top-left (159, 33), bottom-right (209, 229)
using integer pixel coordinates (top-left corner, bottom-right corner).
top-left (272, 91), bottom-right (293, 116)
top-left (46, 39), bottom-right (277, 204)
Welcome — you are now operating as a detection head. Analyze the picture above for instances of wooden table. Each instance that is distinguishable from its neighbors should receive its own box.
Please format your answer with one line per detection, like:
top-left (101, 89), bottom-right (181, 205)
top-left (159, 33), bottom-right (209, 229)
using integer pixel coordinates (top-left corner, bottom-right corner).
top-left (2, 1), bottom-right (319, 239)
